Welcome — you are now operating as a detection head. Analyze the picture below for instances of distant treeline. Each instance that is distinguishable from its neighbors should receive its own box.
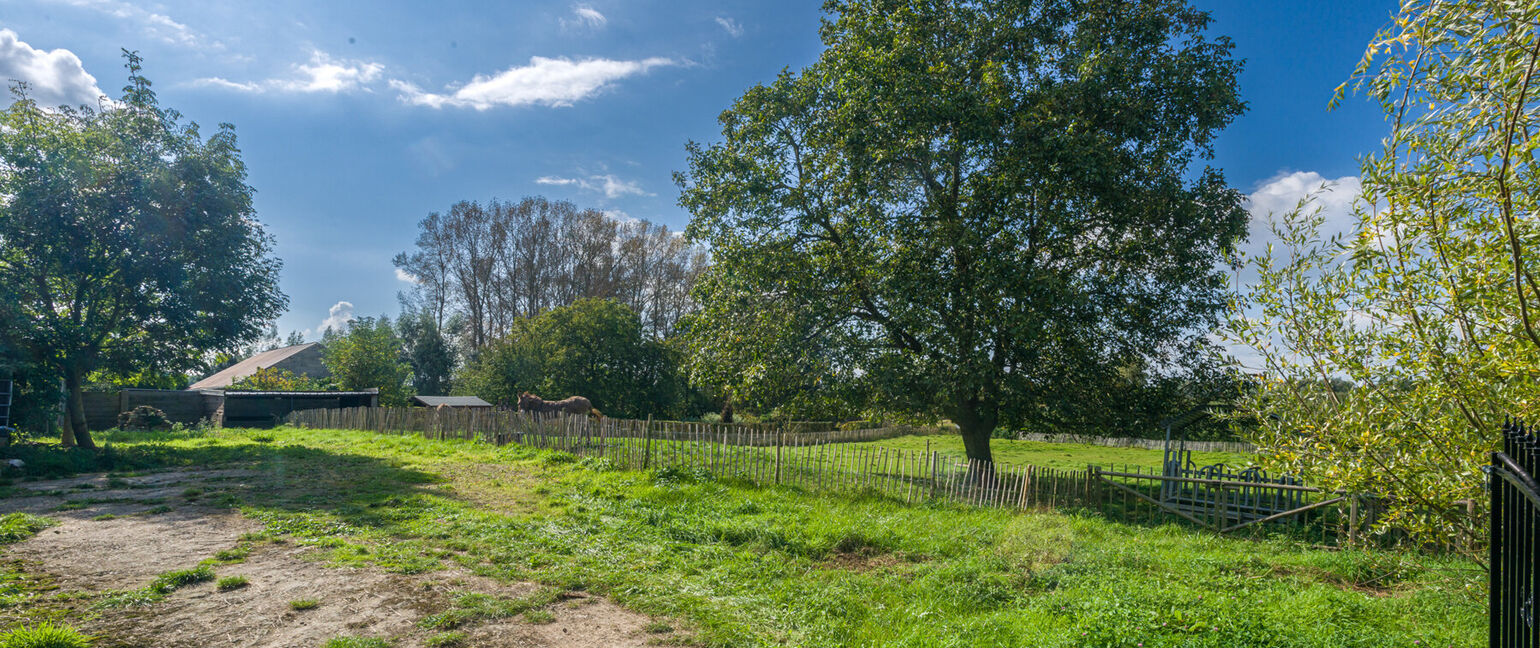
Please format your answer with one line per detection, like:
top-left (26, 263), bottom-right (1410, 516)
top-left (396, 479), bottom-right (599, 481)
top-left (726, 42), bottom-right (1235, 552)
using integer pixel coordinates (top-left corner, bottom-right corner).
top-left (393, 196), bottom-right (708, 351)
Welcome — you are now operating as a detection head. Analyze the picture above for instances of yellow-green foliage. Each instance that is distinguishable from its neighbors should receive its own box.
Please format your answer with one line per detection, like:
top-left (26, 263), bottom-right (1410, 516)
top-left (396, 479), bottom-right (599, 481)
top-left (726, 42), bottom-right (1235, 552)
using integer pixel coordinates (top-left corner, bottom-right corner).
top-left (1226, 0), bottom-right (1540, 553)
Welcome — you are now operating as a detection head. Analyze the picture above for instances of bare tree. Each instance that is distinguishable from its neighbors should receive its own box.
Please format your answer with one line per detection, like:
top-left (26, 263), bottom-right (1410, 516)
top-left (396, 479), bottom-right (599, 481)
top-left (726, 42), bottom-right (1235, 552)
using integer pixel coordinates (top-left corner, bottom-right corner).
top-left (396, 196), bottom-right (707, 353)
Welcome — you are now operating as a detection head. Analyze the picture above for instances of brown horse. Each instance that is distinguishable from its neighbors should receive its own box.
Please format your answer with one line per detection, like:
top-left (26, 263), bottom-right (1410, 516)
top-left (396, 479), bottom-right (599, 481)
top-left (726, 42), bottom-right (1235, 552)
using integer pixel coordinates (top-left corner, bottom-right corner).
top-left (517, 392), bottom-right (602, 418)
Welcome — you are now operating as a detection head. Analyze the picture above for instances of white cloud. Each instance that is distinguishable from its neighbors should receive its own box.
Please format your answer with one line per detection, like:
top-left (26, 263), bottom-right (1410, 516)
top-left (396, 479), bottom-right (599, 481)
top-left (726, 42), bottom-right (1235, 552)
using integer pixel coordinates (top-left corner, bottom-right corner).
top-left (48, 0), bottom-right (205, 48)
top-left (536, 173), bottom-right (650, 199)
top-left (715, 17), bottom-right (744, 37)
top-left (602, 209), bottom-right (637, 224)
top-left (1242, 170), bottom-right (1362, 259)
top-left (315, 300), bottom-right (356, 336)
top-left (562, 4), bottom-right (607, 30)
top-left (0, 29), bottom-right (105, 107)
top-left (392, 56), bottom-right (673, 110)
top-left (394, 268), bottom-right (419, 283)
top-left (192, 50), bottom-right (383, 94)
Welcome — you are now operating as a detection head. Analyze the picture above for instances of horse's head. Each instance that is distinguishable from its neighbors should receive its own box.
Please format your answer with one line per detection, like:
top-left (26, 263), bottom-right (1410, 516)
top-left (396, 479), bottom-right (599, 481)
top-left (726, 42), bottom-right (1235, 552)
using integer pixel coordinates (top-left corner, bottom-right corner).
top-left (517, 392), bottom-right (539, 410)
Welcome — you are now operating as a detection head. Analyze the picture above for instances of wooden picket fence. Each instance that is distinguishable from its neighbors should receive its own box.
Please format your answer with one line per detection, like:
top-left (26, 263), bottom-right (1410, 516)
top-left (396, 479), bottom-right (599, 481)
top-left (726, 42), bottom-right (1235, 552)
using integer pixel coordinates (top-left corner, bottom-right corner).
top-left (285, 407), bottom-right (1370, 546)
top-left (286, 407), bottom-right (1095, 511)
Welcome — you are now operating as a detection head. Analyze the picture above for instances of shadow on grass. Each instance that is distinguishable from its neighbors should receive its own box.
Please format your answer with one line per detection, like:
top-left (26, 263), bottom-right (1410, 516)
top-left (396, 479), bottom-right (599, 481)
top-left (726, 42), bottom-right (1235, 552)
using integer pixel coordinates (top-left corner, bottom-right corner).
top-left (0, 429), bottom-right (461, 546)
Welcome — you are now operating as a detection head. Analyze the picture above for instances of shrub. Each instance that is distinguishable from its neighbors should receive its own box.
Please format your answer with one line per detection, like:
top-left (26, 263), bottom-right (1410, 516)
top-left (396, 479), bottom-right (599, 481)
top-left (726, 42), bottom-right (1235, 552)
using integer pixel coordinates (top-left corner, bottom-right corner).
top-left (0, 622), bottom-right (92, 648)
top-left (117, 406), bottom-right (170, 432)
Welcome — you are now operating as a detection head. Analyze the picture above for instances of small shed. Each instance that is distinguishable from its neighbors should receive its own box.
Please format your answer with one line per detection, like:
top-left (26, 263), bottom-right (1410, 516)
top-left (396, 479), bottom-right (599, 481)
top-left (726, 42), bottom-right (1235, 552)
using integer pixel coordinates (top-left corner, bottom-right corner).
top-left (411, 395), bottom-right (492, 409)
top-left (222, 389), bottom-right (378, 427)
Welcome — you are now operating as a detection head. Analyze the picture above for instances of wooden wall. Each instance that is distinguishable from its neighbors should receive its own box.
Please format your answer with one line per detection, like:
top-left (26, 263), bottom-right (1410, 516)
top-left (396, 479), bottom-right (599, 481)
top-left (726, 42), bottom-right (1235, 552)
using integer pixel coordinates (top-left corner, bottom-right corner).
top-left (82, 389), bottom-right (223, 431)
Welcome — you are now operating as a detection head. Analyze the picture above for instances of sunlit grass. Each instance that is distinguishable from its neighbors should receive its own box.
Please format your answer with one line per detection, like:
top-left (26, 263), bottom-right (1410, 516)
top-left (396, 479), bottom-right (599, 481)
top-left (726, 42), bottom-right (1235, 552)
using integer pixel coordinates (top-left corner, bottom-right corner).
top-left (2, 426), bottom-right (1486, 647)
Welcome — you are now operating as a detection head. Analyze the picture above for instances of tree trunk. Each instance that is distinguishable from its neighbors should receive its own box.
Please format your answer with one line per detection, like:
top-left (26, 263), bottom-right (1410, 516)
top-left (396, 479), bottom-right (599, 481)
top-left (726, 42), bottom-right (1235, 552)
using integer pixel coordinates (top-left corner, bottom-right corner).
top-left (61, 367), bottom-right (96, 450)
top-left (953, 399), bottom-right (996, 464)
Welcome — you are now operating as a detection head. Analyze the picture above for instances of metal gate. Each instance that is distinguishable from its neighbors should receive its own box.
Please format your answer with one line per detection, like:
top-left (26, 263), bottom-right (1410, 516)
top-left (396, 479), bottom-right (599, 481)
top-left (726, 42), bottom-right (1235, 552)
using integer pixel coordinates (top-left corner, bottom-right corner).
top-left (1490, 420), bottom-right (1540, 648)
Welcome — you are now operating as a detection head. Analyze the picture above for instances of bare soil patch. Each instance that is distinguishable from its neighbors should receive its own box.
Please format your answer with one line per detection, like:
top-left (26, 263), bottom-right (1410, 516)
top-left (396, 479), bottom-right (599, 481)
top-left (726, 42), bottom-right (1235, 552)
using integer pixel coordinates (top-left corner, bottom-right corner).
top-left (0, 470), bottom-right (661, 648)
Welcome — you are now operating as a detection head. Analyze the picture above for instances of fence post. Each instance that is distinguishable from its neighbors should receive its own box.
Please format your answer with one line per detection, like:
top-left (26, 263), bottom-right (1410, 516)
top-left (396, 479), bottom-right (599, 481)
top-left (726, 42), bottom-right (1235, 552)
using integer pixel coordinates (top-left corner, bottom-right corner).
top-left (775, 433), bottom-right (783, 484)
top-left (641, 415), bottom-right (653, 470)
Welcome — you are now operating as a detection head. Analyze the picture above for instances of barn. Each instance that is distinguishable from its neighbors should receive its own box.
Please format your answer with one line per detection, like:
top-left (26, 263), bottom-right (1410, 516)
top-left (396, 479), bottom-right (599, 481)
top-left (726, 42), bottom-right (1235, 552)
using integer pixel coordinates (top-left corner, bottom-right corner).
top-left (187, 343), bottom-right (329, 391)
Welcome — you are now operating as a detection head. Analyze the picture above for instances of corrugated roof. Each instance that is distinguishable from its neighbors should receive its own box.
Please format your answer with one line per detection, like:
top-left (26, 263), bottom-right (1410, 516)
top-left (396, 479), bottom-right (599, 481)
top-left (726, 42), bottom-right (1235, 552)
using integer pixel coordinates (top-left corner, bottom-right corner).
top-left (225, 389), bottom-right (378, 397)
top-left (188, 343), bottom-right (323, 391)
top-left (412, 395), bottom-right (493, 408)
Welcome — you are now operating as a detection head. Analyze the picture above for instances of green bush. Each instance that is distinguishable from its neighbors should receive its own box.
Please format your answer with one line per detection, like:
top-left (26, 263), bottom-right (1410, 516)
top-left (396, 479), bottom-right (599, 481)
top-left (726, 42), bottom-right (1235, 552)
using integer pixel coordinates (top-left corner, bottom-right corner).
top-left (0, 622), bottom-right (92, 648)
top-left (117, 405), bottom-right (170, 432)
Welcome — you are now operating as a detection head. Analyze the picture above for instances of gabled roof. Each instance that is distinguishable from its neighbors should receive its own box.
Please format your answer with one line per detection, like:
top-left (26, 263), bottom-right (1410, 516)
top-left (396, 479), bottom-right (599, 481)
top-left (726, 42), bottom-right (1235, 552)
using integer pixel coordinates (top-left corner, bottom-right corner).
top-left (188, 343), bottom-right (322, 391)
top-left (412, 395), bottom-right (493, 408)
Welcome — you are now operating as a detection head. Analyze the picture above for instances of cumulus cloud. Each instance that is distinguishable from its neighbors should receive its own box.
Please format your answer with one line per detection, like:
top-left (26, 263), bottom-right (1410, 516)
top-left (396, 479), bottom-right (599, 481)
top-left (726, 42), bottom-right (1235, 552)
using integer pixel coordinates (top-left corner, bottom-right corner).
top-left (192, 50), bottom-right (383, 94)
top-left (48, 0), bottom-right (205, 48)
top-left (0, 29), bottom-right (105, 107)
top-left (562, 4), bottom-right (607, 30)
top-left (715, 17), bottom-right (744, 37)
top-left (1242, 170), bottom-right (1362, 258)
top-left (394, 268), bottom-right (419, 283)
top-left (391, 56), bottom-right (673, 110)
top-left (536, 173), bottom-right (650, 199)
top-left (1221, 171), bottom-right (1364, 370)
top-left (315, 300), bottom-right (356, 336)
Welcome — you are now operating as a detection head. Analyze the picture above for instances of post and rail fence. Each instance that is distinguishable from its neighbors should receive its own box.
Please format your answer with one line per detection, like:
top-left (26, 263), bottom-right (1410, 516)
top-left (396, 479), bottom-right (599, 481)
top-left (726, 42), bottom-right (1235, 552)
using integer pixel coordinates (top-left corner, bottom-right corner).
top-left (286, 406), bottom-right (1382, 548)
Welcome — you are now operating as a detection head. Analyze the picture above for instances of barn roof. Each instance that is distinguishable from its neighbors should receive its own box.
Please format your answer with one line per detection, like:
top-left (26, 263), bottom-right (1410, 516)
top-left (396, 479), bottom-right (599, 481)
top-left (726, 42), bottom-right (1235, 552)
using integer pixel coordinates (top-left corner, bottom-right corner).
top-left (188, 343), bottom-right (323, 391)
top-left (412, 395), bottom-right (493, 408)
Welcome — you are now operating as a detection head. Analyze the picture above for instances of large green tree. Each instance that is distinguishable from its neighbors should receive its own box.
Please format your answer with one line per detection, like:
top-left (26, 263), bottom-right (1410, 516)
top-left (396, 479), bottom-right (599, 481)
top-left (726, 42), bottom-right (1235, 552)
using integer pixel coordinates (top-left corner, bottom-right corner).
top-left (323, 317), bottom-right (412, 406)
top-left (461, 299), bottom-right (690, 419)
top-left (1225, 0), bottom-right (1540, 553)
top-left (397, 308), bottom-right (455, 396)
top-left (678, 0), bottom-right (1247, 461)
top-left (0, 53), bottom-right (285, 448)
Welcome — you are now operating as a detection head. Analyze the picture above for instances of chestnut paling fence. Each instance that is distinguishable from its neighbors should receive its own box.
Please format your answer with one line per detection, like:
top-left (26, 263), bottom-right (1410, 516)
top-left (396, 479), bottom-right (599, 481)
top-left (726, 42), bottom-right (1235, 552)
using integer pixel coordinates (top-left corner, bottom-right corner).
top-left (286, 407), bottom-right (1364, 546)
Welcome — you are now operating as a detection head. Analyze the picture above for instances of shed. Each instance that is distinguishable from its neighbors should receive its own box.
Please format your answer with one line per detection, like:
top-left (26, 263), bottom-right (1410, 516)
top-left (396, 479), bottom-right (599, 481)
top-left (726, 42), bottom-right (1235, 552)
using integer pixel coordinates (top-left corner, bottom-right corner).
top-left (221, 389), bottom-right (378, 428)
top-left (188, 343), bottom-right (328, 391)
top-left (411, 395), bottom-right (493, 409)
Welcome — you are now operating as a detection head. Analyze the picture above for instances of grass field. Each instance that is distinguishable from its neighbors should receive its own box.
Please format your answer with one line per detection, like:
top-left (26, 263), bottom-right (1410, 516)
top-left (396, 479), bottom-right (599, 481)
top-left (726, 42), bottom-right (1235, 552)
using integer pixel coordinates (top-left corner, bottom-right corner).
top-left (852, 434), bottom-right (1253, 471)
top-left (0, 426), bottom-right (1486, 647)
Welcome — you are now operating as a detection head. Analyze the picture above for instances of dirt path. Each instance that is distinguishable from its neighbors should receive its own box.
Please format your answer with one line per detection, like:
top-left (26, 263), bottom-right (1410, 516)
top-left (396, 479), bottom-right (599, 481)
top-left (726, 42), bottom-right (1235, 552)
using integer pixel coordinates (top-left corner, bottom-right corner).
top-left (1, 471), bottom-right (658, 648)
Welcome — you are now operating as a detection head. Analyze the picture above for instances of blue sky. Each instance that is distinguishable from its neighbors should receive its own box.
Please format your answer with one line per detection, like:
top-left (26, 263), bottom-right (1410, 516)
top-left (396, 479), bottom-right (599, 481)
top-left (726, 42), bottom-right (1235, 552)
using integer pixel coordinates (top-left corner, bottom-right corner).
top-left (0, 0), bottom-right (1394, 340)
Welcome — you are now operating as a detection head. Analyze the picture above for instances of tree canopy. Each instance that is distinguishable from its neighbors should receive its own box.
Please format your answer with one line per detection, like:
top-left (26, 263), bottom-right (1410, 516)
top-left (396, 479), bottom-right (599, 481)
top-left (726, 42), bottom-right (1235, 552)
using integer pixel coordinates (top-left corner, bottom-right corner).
top-left (0, 53), bottom-right (285, 447)
top-left (1225, 0), bottom-right (1540, 553)
top-left (677, 0), bottom-right (1248, 461)
top-left (322, 317), bottom-right (412, 406)
top-left (461, 299), bottom-right (693, 419)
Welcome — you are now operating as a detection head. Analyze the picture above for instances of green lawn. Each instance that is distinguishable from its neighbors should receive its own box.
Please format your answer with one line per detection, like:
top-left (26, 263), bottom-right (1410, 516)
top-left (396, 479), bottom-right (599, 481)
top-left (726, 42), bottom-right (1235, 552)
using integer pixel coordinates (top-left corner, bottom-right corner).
top-left (852, 434), bottom-right (1253, 471)
top-left (1, 427), bottom-right (1485, 647)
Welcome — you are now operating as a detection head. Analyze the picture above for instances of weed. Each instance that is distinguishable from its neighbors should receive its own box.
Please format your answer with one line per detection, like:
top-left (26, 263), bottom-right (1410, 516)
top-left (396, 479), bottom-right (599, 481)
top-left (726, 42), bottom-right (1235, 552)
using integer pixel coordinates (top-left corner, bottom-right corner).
top-left (216, 575), bottom-right (249, 591)
top-left (142, 505), bottom-right (172, 515)
top-left (321, 638), bottom-right (393, 648)
top-left (0, 514), bottom-right (54, 543)
top-left (98, 566), bottom-right (213, 607)
top-left (423, 632), bottom-right (465, 647)
top-left (289, 598), bottom-right (320, 610)
top-left (0, 622), bottom-right (92, 648)
top-left (181, 487), bottom-right (203, 500)
top-left (90, 514), bottom-right (117, 522)
top-left (644, 621), bottom-right (674, 634)
top-left (522, 609), bottom-right (554, 624)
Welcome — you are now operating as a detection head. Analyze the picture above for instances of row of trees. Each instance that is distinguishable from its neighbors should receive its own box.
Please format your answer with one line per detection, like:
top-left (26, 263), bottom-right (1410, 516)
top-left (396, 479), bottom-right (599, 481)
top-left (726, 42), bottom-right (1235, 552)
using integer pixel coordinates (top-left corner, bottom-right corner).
top-left (394, 196), bottom-right (708, 351)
